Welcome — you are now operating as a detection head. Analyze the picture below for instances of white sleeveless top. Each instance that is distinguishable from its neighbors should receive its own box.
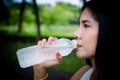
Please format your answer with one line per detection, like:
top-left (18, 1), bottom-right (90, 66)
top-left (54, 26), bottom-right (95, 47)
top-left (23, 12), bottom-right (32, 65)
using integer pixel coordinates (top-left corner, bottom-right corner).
top-left (80, 67), bottom-right (93, 80)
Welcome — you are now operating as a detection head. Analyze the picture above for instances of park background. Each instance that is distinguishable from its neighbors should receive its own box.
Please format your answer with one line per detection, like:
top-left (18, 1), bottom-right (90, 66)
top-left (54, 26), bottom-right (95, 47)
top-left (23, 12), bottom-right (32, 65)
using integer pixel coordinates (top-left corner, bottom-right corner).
top-left (0, 0), bottom-right (87, 80)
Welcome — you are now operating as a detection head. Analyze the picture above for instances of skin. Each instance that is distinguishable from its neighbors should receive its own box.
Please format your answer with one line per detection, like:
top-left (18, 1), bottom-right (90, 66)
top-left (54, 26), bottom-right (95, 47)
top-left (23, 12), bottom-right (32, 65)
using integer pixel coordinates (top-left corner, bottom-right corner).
top-left (37, 37), bottom-right (62, 67)
top-left (33, 7), bottom-right (99, 80)
top-left (74, 7), bottom-right (98, 63)
top-left (71, 7), bottom-right (99, 80)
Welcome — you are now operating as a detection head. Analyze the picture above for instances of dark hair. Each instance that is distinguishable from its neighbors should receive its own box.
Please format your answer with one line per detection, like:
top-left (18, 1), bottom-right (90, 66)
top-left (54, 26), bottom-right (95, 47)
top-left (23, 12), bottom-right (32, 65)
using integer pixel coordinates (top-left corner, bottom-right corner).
top-left (82, 0), bottom-right (118, 80)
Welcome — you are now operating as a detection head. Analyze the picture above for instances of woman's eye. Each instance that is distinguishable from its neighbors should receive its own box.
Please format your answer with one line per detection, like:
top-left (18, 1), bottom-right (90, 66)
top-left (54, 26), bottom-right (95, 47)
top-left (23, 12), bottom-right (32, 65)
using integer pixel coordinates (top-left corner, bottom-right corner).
top-left (84, 24), bottom-right (90, 28)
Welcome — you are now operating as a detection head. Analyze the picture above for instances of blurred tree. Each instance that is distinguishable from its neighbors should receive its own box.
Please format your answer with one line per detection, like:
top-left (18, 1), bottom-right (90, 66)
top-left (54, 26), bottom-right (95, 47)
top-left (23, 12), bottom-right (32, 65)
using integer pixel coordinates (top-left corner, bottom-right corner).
top-left (0, 0), bottom-right (10, 25)
top-left (33, 0), bottom-right (41, 42)
top-left (17, 0), bottom-right (41, 42)
top-left (17, 0), bottom-right (26, 33)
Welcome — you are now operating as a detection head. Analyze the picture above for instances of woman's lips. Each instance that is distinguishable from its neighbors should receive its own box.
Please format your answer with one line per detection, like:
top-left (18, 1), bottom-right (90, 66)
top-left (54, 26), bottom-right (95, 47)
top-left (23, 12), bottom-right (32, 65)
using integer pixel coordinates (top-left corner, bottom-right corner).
top-left (77, 44), bottom-right (81, 50)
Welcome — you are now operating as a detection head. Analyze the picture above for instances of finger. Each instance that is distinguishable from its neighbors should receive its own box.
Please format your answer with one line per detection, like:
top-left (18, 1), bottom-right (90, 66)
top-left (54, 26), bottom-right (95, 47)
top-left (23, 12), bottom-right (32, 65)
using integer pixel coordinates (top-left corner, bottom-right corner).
top-left (41, 39), bottom-right (47, 47)
top-left (44, 59), bottom-right (60, 68)
top-left (56, 52), bottom-right (62, 63)
top-left (48, 36), bottom-right (58, 44)
top-left (37, 39), bottom-right (46, 47)
top-left (47, 36), bottom-right (54, 44)
top-left (37, 40), bottom-right (42, 46)
top-left (53, 37), bottom-right (58, 41)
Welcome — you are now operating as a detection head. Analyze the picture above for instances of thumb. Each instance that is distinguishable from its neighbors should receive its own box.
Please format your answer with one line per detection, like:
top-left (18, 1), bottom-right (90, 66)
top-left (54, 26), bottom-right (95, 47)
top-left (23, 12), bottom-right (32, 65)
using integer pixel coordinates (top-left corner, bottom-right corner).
top-left (44, 52), bottom-right (62, 68)
top-left (56, 52), bottom-right (62, 62)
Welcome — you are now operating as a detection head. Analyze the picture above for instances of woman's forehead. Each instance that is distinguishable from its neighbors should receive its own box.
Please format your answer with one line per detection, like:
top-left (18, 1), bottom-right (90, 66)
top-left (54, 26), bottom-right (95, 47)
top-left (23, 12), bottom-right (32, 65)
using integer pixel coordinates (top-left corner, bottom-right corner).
top-left (80, 8), bottom-right (95, 22)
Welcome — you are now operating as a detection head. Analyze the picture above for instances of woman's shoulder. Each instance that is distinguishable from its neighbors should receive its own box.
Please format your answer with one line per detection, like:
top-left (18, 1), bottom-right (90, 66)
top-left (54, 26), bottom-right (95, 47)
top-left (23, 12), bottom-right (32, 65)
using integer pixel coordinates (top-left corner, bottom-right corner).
top-left (71, 65), bottom-right (91, 80)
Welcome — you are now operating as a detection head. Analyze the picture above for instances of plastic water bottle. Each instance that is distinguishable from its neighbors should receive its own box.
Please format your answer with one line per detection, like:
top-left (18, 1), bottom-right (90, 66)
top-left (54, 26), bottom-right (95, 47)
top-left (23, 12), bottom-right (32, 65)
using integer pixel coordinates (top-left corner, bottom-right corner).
top-left (16, 38), bottom-right (77, 68)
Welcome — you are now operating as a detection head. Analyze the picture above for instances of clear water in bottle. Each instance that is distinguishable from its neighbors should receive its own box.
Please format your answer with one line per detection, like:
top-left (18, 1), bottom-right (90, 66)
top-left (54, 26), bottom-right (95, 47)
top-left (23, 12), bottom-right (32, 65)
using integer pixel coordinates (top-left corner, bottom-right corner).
top-left (16, 38), bottom-right (77, 68)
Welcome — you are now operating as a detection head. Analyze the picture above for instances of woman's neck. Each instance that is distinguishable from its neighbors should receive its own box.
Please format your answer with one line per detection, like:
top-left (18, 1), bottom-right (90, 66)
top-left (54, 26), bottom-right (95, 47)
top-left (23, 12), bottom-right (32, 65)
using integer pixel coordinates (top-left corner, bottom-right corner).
top-left (90, 57), bottom-right (98, 80)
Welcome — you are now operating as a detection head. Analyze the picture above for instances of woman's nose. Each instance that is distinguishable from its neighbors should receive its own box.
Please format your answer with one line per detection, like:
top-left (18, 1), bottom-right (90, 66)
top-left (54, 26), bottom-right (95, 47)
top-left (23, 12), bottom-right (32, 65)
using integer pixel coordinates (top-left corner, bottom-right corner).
top-left (74, 27), bottom-right (82, 39)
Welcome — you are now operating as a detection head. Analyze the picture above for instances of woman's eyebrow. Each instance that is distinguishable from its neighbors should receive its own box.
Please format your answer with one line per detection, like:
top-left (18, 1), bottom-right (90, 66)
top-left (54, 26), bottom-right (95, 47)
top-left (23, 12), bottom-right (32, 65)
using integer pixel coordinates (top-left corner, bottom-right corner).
top-left (82, 20), bottom-right (90, 23)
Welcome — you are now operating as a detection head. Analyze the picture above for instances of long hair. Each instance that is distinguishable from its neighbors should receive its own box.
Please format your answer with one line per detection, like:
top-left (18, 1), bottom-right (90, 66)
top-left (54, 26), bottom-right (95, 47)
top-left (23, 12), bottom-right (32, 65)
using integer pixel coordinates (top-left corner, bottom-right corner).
top-left (81, 1), bottom-right (118, 80)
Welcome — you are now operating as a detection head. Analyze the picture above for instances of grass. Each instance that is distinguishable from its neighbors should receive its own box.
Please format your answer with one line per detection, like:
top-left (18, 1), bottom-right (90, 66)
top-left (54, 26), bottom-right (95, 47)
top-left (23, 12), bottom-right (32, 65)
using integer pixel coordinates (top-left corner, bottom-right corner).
top-left (0, 23), bottom-right (78, 38)
top-left (41, 24), bottom-right (78, 38)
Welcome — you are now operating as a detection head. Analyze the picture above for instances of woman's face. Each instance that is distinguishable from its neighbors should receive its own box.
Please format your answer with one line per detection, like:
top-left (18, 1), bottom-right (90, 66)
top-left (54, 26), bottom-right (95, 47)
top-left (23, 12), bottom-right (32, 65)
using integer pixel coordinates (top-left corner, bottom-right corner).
top-left (74, 8), bottom-right (99, 59)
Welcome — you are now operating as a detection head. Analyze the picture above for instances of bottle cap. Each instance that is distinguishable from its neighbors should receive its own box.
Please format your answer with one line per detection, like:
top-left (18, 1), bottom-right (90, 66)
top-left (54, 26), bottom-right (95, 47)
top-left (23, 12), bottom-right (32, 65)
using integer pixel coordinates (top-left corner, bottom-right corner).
top-left (71, 39), bottom-right (77, 49)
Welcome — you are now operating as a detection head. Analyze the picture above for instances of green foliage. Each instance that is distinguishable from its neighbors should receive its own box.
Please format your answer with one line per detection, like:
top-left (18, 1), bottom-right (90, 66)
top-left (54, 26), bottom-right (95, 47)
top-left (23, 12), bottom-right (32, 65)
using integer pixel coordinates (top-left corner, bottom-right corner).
top-left (0, 24), bottom-right (78, 38)
top-left (41, 24), bottom-right (78, 38)
top-left (8, 3), bottom-right (36, 24)
top-left (23, 9), bottom-right (35, 23)
top-left (9, 7), bottom-right (20, 24)
top-left (40, 5), bottom-right (72, 25)
top-left (57, 2), bottom-right (81, 20)
top-left (8, 2), bottom-right (80, 25)
top-left (39, 3), bottom-right (80, 25)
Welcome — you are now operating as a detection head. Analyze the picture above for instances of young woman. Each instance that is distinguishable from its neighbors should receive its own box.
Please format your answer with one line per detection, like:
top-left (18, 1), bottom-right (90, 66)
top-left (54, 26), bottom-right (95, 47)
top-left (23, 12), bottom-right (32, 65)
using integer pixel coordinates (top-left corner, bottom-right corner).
top-left (33, 1), bottom-right (118, 80)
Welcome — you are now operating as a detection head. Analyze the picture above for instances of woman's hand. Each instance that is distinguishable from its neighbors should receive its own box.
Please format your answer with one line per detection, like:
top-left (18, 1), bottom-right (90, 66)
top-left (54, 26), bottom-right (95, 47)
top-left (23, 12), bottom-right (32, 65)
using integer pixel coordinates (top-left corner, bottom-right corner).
top-left (36, 36), bottom-right (63, 68)
top-left (33, 37), bottom-right (63, 80)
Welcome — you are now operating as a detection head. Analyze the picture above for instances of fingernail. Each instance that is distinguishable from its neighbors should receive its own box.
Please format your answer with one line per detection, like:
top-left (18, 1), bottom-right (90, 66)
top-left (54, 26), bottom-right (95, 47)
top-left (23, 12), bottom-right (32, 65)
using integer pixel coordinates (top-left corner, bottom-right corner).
top-left (56, 52), bottom-right (62, 58)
